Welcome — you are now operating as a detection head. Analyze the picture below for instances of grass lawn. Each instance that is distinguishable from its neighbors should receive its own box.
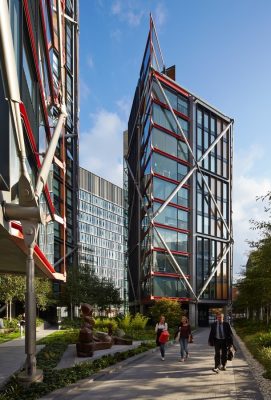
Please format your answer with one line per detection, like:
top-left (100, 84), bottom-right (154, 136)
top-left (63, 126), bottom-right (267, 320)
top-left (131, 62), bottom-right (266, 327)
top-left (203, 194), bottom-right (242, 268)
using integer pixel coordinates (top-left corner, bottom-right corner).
top-left (234, 319), bottom-right (271, 379)
top-left (0, 331), bottom-right (21, 344)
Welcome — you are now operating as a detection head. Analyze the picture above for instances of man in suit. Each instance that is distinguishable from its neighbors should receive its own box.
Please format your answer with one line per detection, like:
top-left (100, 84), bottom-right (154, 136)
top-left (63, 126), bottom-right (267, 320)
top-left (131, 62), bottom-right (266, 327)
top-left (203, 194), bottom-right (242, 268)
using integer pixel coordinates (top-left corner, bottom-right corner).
top-left (208, 312), bottom-right (233, 373)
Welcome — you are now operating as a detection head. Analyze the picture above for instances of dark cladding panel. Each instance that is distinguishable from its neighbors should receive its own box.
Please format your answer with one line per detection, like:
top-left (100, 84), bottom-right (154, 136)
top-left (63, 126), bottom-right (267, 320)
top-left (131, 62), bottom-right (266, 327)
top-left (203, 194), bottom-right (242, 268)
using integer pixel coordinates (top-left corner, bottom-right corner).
top-left (0, 69), bottom-right (10, 190)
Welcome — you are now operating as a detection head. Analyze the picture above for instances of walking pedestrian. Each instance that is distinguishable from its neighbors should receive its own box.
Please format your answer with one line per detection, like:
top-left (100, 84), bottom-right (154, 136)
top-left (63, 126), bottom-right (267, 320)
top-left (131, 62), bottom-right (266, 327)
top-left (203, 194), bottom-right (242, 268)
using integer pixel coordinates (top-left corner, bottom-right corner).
top-left (19, 313), bottom-right (26, 337)
top-left (155, 315), bottom-right (168, 361)
top-left (208, 312), bottom-right (233, 373)
top-left (175, 316), bottom-right (191, 362)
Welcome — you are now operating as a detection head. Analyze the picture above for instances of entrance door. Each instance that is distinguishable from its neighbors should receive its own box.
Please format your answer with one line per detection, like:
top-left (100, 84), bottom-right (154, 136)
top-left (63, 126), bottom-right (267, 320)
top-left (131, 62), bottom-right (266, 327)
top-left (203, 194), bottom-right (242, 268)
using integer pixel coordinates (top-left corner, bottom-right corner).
top-left (198, 305), bottom-right (209, 326)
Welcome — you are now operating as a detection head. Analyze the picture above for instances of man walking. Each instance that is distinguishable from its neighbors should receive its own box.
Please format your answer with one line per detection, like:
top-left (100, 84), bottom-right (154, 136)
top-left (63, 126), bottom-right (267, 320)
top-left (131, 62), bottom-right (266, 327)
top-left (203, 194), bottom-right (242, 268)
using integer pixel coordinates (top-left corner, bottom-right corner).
top-left (208, 312), bottom-right (233, 373)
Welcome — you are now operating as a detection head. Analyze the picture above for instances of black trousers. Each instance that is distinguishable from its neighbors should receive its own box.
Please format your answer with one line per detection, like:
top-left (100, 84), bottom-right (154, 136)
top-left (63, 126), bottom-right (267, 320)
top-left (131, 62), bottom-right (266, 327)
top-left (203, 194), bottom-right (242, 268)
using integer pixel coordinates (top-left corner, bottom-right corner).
top-left (214, 338), bottom-right (227, 368)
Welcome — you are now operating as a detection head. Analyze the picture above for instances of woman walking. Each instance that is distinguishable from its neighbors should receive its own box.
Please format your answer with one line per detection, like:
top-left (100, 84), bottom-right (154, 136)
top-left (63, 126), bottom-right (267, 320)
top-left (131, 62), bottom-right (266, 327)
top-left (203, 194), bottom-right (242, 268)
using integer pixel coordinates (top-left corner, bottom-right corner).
top-left (176, 316), bottom-right (191, 362)
top-left (155, 315), bottom-right (168, 361)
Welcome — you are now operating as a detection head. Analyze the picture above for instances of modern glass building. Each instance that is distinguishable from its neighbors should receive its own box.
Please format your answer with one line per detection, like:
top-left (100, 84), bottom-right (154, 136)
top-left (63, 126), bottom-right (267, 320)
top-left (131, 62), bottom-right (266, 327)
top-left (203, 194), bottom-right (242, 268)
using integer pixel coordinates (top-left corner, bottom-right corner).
top-left (125, 17), bottom-right (233, 326)
top-left (0, 0), bottom-right (79, 286)
top-left (78, 168), bottom-right (128, 311)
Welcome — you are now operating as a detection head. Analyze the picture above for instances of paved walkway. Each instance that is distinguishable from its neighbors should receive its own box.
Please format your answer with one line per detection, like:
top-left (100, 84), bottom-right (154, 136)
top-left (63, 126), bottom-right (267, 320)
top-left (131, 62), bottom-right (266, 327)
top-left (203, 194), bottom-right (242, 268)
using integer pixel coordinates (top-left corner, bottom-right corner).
top-left (39, 328), bottom-right (265, 400)
top-left (0, 327), bottom-right (58, 387)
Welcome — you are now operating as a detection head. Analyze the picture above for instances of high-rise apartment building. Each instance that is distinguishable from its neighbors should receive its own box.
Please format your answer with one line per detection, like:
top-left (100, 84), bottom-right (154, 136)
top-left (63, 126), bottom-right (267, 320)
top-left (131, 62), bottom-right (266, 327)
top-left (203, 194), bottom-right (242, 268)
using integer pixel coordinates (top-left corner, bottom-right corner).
top-left (125, 17), bottom-right (233, 326)
top-left (0, 0), bottom-right (78, 380)
top-left (0, 0), bottom-right (79, 292)
top-left (78, 168), bottom-right (128, 311)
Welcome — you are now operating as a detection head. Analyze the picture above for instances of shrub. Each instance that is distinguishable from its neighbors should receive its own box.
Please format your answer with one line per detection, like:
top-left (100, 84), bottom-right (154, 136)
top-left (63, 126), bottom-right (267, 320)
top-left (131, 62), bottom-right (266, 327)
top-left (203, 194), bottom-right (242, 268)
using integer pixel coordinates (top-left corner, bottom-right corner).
top-left (149, 298), bottom-right (183, 328)
top-left (130, 313), bottom-right (149, 331)
top-left (118, 313), bottom-right (132, 332)
top-left (94, 318), bottom-right (118, 332)
top-left (3, 318), bottom-right (20, 331)
top-left (59, 317), bottom-right (81, 330)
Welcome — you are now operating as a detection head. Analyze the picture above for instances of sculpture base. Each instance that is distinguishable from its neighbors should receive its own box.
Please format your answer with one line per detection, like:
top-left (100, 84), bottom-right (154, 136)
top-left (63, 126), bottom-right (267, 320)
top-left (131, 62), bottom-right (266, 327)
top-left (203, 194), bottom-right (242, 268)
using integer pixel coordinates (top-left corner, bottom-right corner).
top-left (93, 341), bottom-right (112, 351)
top-left (17, 369), bottom-right (43, 387)
top-left (113, 337), bottom-right (133, 345)
top-left (76, 342), bottom-right (94, 357)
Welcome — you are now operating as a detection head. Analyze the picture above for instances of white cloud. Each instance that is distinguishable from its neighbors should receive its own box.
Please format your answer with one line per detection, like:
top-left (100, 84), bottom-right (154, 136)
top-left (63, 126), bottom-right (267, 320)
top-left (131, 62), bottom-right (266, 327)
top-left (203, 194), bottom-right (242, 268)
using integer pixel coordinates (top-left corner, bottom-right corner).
top-left (80, 79), bottom-right (91, 100)
top-left (232, 145), bottom-right (271, 273)
top-left (79, 109), bottom-right (126, 187)
top-left (153, 3), bottom-right (167, 28)
top-left (87, 55), bottom-right (94, 69)
top-left (111, 0), bottom-right (121, 15)
top-left (116, 96), bottom-right (132, 120)
top-left (111, 1), bottom-right (144, 27)
top-left (110, 29), bottom-right (122, 41)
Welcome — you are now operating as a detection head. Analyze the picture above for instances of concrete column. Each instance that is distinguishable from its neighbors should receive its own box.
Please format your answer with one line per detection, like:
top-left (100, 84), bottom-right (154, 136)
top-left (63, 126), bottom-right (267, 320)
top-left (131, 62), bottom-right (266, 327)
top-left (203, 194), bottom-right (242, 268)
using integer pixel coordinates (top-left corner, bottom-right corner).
top-left (189, 302), bottom-right (197, 328)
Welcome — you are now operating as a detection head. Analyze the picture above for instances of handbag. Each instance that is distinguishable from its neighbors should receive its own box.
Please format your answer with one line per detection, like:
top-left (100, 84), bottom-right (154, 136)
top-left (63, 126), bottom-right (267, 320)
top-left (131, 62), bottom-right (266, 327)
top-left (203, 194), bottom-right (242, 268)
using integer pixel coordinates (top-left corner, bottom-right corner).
top-left (188, 334), bottom-right (193, 343)
top-left (159, 330), bottom-right (170, 344)
top-left (227, 344), bottom-right (237, 361)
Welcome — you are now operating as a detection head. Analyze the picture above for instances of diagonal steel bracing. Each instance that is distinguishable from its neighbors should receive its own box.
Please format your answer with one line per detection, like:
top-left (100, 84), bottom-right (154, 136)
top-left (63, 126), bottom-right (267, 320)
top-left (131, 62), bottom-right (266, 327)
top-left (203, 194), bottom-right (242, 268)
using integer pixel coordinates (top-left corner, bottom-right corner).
top-left (150, 76), bottom-right (233, 299)
top-left (196, 242), bottom-right (232, 301)
top-left (125, 157), bottom-right (197, 299)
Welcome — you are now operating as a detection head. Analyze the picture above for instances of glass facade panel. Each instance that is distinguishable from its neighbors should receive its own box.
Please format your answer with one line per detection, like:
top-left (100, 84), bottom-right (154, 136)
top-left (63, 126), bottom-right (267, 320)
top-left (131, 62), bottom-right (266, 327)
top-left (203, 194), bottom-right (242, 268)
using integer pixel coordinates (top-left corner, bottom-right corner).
top-left (152, 127), bottom-right (177, 158)
top-left (153, 276), bottom-right (189, 298)
top-left (153, 177), bottom-right (189, 208)
top-left (152, 152), bottom-right (177, 180)
top-left (153, 103), bottom-right (177, 133)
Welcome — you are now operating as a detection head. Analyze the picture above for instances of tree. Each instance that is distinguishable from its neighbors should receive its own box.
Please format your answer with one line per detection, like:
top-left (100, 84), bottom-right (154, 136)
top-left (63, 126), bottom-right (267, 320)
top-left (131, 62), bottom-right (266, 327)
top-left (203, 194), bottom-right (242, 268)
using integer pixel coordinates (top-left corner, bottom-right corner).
top-left (0, 274), bottom-right (25, 319)
top-left (96, 278), bottom-right (122, 314)
top-left (0, 274), bottom-right (56, 319)
top-left (62, 264), bottom-right (122, 316)
top-left (149, 298), bottom-right (183, 328)
top-left (35, 277), bottom-right (56, 312)
top-left (234, 191), bottom-right (271, 323)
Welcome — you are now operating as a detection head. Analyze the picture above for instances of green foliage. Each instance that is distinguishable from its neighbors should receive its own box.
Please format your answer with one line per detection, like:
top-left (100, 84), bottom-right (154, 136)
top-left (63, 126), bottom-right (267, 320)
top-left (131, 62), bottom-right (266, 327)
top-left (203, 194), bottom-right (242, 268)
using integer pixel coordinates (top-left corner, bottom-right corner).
top-left (0, 331), bottom-right (20, 344)
top-left (234, 191), bottom-right (271, 322)
top-left (94, 318), bottom-right (118, 332)
top-left (0, 274), bottom-right (25, 303)
top-left (37, 329), bottom-right (78, 346)
top-left (3, 318), bottom-right (20, 330)
top-left (149, 298), bottom-right (183, 328)
top-left (59, 317), bottom-right (81, 330)
top-left (62, 264), bottom-right (122, 313)
top-left (0, 274), bottom-right (55, 313)
top-left (130, 313), bottom-right (149, 331)
top-left (234, 319), bottom-right (271, 380)
top-left (117, 313), bottom-right (149, 337)
top-left (118, 313), bottom-right (132, 331)
top-left (35, 278), bottom-right (56, 311)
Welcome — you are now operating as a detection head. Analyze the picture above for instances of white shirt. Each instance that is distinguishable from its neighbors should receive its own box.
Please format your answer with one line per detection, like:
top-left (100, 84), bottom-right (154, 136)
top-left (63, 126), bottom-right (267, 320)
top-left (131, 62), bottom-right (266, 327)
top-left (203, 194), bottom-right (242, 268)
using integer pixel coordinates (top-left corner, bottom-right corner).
top-left (155, 322), bottom-right (168, 332)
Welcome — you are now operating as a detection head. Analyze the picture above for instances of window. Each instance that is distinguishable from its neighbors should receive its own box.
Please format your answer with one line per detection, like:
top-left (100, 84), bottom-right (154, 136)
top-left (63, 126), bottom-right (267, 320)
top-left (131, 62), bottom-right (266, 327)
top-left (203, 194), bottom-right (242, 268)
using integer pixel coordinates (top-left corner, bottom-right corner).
top-left (178, 209), bottom-right (188, 230)
top-left (154, 227), bottom-right (178, 251)
top-left (23, 42), bottom-right (36, 107)
top-left (66, 21), bottom-right (72, 71)
top-left (152, 127), bottom-right (177, 157)
top-left (52, 51), bottom-right (59, 90)
top-left (153, 103), bottom-right (177, 133)
top-left (153, 251), bottom-right (174, 273)
top-left (152, 152), bottom-right (177, 180)
top-left (178, 163), bottom-right (188, 181)
top-left (177, 116), bottom-right (188, 137)
top-left (177, 96), bottom-right (188, 116)
top-left (177, 140), bottom-right (188, 161)
top-left (153, 202), bottom-right (177, 228)
top-left (153, 177), bottom-right (189, 208)
top-left (153, 276), bottom-right (189, 298)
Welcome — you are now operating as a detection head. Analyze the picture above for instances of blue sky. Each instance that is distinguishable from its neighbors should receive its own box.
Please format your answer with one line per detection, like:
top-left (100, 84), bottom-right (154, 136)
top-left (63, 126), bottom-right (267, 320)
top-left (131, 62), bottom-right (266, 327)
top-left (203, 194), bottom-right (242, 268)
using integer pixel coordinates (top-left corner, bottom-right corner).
top-left (79, 0), bottom-right (271, 277)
